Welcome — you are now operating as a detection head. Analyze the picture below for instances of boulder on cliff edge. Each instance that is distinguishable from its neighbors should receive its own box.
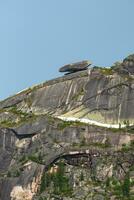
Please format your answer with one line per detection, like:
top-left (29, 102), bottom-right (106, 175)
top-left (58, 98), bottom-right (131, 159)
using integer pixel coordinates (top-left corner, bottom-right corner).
top-left (59, 60), bottom-right (92, 73)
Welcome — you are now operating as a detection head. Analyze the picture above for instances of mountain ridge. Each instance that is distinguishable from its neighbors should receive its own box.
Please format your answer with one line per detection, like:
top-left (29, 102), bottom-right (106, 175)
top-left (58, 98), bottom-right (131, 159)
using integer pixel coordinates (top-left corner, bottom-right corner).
top-left (0, 54), bottom-right (134, 200)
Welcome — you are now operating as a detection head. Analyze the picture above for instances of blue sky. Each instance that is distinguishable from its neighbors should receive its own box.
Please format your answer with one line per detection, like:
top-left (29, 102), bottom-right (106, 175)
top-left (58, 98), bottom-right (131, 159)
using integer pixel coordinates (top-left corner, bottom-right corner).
top-left (0, 0), bottom-right (134, 100)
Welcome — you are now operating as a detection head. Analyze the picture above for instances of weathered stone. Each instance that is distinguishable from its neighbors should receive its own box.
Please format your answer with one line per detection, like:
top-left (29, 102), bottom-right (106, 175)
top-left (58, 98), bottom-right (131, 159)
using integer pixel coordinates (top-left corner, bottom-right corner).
top-left (59, 60), bottom-right (92, 73)
top-left (0, 54), bottom-right (134, 200)
top-left (114, 54), bottom-right (134, 75)
top-left (122, 54), bottom-right (134, 74)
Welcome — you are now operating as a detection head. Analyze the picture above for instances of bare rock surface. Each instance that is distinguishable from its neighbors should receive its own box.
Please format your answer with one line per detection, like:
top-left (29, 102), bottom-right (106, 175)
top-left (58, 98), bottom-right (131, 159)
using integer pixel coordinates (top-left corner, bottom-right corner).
top-left (0, 55), bottom-right (134, 200)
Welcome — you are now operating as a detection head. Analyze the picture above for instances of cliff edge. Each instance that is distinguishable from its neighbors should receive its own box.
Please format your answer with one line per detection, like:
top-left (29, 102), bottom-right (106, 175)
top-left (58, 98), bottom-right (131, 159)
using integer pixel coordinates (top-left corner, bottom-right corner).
top-left (0, 55), bottom-right (134, 200)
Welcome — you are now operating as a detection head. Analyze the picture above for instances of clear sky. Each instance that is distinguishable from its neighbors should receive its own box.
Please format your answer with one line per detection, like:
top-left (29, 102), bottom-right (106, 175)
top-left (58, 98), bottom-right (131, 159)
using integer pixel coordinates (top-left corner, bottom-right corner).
top-left (0, 0), bottom-right (134, 100)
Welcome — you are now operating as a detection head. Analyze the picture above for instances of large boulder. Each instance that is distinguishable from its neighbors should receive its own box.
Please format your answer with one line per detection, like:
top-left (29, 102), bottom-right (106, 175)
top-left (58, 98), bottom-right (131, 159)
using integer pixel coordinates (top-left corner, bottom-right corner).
top-left (113, 54), bottom-right (134, 75)
top-left (122, 54), bottom-right (134, 74)
top-left (59, 60), bottom-right (92, 73)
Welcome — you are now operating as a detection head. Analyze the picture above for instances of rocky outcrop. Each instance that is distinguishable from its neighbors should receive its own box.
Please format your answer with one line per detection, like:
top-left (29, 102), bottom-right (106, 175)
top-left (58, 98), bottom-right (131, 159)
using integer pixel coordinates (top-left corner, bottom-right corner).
top-left (113, 54), bottom-right (134, 75)
top-left (0, 54), bottom-right (134, 200)
top-left (122, 54), bottom-right (134, 74)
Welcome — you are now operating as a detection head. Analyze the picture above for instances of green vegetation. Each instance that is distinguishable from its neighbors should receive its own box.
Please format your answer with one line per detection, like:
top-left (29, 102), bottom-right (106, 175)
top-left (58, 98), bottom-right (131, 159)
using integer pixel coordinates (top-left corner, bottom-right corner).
top-left (79, 141), bottom-right (111, 148)
top-left (47, 114), bottom-right (56, 124)
top-left (0, 105), bottom-right (37, 128)
top-left (40, 162), bottom-right (72, 196)
top-left (57, 121), bottom-right (73, 130)
top-left (52, 162), bottom-right (72, 196)
top-left (71, 136), bottom-right (111, 149)
top-left (0, 120), bottom-right (17, 127)
top-left (19, 155), bottom-right (28, 164)
top-left (80, 171), bottom-right (84, 181)
top-left (105, 174), bottom-right (132, 199)
top-left (7, 169), bottom-right (21, 177)
top-left (122, 173), bottom-right (130, 197)
top-left (57, 120), bottom-right (86, 130)
top-left (57, 116), bottom-right (134, 134)
top-left (19, 152), bottom-right (44, 165)
top-left (121, 140), bottom-right (134, 152)
top-left (127, 126), bottom-right (134, 134)
top-left (40, 171), bottom-right (52, 193)
top-left (123, 120), bottom-right (131, 129)
top-left (100, 67), bottom-right (114, 75)
top-left (28, 152), bottom-right (43, 164)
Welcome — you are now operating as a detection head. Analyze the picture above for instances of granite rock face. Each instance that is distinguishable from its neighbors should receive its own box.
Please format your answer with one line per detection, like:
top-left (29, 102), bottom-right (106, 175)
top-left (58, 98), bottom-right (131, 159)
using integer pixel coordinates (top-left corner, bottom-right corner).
top-left (0, 55), bottom-right (134, 200)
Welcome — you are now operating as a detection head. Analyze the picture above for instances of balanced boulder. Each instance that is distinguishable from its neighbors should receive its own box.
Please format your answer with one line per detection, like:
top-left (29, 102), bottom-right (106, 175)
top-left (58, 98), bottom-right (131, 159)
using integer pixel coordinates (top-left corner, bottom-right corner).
top-left (59, 60), bottom-right (92, 73)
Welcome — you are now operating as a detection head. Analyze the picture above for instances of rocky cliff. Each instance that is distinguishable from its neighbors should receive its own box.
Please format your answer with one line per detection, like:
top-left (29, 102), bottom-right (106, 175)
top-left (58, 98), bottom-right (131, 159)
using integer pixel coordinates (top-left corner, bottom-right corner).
top-left (0, 55), bottom-right (134, 200)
